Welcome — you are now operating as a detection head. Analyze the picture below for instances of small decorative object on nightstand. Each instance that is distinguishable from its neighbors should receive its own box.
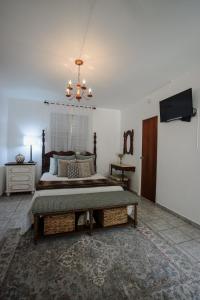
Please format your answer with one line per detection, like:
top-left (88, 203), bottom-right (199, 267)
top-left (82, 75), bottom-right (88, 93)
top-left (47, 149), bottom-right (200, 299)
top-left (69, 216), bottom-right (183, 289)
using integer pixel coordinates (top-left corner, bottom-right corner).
top-left (5, 162), bottom-right (36, 196)
top-left (15, 154), bottom-right (25, 163)
top-left (117, 153), bottom-right (124, 165)
top-left (109, 163), bottom-right (135, 191)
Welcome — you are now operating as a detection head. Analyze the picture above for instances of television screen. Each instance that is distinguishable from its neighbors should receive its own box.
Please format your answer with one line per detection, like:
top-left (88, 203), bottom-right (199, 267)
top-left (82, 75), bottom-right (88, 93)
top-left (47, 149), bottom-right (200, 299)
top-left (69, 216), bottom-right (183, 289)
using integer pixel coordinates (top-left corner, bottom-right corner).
top-left (159, 89), bottom-right (193, 122)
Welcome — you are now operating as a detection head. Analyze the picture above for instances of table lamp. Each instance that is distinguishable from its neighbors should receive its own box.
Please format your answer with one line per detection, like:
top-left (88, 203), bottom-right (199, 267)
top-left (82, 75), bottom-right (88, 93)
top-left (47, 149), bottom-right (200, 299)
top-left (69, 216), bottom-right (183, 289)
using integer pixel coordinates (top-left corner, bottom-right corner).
top-left (23, 136), bottom-right (37, 163)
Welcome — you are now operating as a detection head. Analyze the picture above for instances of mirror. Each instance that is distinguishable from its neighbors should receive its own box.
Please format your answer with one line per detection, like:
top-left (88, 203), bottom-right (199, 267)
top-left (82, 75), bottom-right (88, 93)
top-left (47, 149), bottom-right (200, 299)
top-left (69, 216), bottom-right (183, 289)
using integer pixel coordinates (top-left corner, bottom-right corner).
top-left (123, 130), bottom-right (134, 155)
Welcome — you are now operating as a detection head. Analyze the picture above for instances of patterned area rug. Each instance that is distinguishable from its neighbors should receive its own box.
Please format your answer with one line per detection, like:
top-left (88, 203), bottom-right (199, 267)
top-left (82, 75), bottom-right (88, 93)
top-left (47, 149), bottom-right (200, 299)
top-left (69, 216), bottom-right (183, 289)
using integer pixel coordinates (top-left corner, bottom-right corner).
top-left (1, 224), bottom-right (200, 300)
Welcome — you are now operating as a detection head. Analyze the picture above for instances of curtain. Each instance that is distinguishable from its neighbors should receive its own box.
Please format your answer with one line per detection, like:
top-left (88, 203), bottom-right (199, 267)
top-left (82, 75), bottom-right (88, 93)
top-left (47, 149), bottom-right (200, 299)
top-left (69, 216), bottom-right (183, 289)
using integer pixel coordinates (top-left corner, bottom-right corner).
top-left (49, 105), bottom-right (92, 152)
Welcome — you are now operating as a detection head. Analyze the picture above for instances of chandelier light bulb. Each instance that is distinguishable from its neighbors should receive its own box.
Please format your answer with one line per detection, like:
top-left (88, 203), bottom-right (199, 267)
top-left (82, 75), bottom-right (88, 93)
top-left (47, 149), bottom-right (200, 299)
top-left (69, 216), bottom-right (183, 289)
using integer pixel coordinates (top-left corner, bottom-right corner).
top-left (88, 88), bottom-right (93, 97)
top-left (66, 88), bottom-right (71, 97)
top-left (76, 87), bottom-right (82, 100)
top-left (68, 80), bottom-right (73, 90)
top-left (82, 79), bottom-right (87, 90)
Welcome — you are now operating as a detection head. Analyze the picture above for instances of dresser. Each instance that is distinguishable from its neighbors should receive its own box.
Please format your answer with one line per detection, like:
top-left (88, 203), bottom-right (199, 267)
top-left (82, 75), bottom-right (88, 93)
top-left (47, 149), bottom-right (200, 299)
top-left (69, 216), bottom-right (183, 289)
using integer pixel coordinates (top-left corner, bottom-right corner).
top-left (5, 163), bottom-right (36, 196)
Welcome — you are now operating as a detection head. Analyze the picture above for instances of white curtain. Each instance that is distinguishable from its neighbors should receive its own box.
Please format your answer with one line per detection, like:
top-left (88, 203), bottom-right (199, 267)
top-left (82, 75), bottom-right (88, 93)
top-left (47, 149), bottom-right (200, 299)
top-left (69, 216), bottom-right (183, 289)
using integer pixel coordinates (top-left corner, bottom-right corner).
top-left (49, 105), bottom-right (92, 152)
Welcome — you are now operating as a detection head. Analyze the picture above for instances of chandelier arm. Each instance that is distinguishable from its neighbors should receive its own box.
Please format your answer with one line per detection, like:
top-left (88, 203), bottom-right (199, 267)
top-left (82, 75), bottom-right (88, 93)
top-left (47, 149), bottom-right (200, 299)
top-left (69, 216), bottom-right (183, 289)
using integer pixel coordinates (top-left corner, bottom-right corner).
top-left (66, 95), bottom-right (75, 101)
top-left (82, 94), bottom-right (91, 101)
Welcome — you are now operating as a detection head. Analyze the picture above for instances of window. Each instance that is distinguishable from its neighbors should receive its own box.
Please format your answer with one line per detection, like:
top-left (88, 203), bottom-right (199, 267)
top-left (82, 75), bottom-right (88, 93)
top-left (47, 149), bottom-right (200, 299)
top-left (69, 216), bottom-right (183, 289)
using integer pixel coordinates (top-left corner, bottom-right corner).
top-left (50, 113), bottom-right (89, 152)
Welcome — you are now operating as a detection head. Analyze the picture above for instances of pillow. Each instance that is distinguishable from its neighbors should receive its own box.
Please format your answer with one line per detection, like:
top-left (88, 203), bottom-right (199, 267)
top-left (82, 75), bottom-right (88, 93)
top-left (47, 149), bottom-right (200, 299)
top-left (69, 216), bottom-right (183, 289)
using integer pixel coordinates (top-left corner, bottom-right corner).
top-left (76, 154), bottom-right (95, 160)
top-left (57, 159), bottom-right (75, 177)
top-left (52, 154), bottom-right (76, 174)
top-left (76, 158), bottom-right (95, 175)
top-left (77, 161), bottom-right (91, 178)
top-left (53, 154), bottom-right (76, 160)
top-left (49, 157), bottom-right (57, 175)
top-left (67, 162), bottom-right (79, 178)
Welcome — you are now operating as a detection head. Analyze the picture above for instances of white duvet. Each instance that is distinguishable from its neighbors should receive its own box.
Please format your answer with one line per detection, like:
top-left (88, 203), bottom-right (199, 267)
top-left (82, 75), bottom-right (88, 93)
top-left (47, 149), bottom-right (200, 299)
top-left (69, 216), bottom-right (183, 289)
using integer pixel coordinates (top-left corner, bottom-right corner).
top-left (21, 174), bottom-right (133, 234)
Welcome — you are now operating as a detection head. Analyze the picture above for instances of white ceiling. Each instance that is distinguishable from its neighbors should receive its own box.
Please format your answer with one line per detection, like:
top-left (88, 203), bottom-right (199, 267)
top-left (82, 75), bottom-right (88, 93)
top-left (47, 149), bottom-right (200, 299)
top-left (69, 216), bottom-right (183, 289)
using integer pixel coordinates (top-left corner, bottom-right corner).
top-left (1, 0), bottom-right (200, 109)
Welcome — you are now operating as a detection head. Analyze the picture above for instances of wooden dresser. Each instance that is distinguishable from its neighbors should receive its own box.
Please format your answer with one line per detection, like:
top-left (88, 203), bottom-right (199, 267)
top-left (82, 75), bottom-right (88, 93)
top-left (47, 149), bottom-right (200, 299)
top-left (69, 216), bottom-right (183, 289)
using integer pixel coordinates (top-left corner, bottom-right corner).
top-left (5, 163), bottom-right (36, 196)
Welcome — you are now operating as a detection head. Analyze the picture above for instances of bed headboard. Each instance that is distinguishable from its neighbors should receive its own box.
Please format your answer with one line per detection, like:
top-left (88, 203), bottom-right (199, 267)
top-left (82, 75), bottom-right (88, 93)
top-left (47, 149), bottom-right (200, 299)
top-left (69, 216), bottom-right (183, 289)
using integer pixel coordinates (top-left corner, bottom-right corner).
top-left (41, 130), bottom-right (97, 174)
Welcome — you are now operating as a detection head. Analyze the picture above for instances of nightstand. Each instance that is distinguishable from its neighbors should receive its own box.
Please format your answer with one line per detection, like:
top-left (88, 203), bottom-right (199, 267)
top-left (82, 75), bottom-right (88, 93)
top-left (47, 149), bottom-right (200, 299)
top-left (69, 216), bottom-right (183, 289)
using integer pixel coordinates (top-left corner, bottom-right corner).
top-left (109, 163), bottom-right (136, 191)
top-left (5, 163), bottom-right (36, 196)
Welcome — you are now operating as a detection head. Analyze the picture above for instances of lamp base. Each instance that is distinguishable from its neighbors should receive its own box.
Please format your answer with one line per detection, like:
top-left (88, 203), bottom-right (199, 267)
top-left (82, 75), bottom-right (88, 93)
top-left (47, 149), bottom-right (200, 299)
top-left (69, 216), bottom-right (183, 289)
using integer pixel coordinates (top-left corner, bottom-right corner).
top-left (28, 160), bottom-right (34, 164)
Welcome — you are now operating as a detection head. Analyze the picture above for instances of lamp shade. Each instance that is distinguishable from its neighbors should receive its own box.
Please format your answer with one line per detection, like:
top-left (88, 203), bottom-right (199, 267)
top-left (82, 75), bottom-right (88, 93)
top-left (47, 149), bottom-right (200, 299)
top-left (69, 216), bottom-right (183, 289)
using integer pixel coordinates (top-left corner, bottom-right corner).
top-left (23, 136), bottom-right (38, 146)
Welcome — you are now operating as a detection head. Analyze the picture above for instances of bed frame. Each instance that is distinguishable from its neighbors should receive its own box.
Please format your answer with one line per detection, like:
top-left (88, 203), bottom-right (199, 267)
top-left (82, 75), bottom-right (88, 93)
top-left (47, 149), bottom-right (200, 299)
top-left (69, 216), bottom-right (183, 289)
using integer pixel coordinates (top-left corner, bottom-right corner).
top-left (41, 130), bottom-right (97, 174)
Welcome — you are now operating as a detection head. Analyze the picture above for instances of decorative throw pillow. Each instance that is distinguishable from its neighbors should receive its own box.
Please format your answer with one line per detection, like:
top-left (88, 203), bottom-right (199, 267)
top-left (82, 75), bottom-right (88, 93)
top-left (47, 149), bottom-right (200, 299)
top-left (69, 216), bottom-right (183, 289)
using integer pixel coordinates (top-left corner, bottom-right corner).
top-left (77, 161), bottom-right (91, 178)
top-left (77, 158), bottom-right (95, 175)
top-left (49, 157), bottom-right (57, 175)
top-left (57, 159), bottom-right (75, 177)
top-left (67, 162), bottom-right (79, 178)
top-left (53, 155), bottom-right (76, 174)
top-left (76, 154), bottom-right (95, 160)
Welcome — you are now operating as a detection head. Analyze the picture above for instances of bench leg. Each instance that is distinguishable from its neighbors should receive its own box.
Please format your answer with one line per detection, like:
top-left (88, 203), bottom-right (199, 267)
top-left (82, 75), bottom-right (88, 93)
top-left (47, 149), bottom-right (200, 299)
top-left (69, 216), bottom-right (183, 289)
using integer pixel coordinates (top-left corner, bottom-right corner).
top-left (34, 215), bottom-right (40, 244)
top-left (133, 204), bottom-right (138, 228)
top-left (89, 209), bottom-right (93, 236)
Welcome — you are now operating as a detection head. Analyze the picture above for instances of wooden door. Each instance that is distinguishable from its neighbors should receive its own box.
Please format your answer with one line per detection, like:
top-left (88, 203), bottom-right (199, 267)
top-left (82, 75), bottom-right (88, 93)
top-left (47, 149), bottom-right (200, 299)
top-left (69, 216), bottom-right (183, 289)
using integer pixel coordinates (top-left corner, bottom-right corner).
top-left (141, 116), bottom-right (158, 202)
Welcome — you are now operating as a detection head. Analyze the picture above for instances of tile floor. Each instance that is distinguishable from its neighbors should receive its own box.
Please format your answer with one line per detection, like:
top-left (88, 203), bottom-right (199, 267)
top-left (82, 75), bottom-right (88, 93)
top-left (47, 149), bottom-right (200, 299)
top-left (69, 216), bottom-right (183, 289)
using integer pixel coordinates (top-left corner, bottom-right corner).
top-left (1, 193), bottom-right (200, 262)
top-left (138, 198), bottom-right (200, 262)
top-left (0, 193), bottom-right (32, 241)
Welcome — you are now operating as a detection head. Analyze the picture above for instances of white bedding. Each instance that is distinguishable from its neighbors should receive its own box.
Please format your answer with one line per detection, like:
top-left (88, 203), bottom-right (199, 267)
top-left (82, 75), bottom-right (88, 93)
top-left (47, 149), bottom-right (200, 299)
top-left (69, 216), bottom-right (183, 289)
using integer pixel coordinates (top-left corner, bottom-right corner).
top-left (40, 172), bottom-right (106, 181)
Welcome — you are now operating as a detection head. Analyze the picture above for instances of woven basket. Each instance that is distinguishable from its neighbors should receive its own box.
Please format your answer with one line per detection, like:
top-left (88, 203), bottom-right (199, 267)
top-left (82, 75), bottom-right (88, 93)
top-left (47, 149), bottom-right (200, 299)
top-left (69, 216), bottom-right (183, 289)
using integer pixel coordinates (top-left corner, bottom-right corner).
top-left (44, 213), bottom-right (75, 235)
top-left (98, 207), bottom-right (128, 227)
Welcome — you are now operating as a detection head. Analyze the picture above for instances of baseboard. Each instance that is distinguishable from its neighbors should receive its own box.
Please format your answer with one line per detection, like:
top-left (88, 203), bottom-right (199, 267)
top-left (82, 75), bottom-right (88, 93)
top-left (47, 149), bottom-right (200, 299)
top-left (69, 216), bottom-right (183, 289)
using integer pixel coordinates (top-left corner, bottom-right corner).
top-left (128, 188), bottom-right (138, 195)
top-left (156, 202), bottom-right (200, 230)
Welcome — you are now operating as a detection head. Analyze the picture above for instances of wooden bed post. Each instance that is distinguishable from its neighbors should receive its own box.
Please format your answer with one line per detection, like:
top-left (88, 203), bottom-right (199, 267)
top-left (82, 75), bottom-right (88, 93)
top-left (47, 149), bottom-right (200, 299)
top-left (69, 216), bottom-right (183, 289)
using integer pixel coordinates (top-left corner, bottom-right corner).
top-left (42, 130), bottom-right (45, 174)
top-left (94, 132), bottom-right (97, 172)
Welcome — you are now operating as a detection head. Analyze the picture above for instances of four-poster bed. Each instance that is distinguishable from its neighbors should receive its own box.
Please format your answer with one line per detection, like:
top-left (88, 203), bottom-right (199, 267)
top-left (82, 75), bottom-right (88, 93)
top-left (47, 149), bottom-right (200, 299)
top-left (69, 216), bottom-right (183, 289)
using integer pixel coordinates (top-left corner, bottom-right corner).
top-left (27, 129), bottom-right (138, 241)
top-left (37, 130), bottom-right (119, 190)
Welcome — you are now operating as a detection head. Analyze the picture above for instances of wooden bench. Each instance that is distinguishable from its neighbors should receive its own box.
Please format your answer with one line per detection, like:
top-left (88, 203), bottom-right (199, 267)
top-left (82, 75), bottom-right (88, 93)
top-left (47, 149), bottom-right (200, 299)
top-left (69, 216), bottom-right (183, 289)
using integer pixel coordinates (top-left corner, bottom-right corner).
top-left (32, 191), bottom-right (139, 243)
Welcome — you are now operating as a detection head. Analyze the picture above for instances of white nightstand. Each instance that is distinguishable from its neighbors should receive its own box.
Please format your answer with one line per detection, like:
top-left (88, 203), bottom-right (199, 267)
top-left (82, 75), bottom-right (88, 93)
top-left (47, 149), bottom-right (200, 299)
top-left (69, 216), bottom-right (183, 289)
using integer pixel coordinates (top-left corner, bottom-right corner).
top-left (5, 163), bottom-right (36, 196)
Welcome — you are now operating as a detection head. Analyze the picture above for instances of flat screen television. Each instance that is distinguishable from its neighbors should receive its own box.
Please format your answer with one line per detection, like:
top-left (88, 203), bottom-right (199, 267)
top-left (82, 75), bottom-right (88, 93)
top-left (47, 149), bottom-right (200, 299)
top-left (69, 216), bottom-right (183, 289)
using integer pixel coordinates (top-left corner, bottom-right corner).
top-left (159, 88), bottom-right (193, 122)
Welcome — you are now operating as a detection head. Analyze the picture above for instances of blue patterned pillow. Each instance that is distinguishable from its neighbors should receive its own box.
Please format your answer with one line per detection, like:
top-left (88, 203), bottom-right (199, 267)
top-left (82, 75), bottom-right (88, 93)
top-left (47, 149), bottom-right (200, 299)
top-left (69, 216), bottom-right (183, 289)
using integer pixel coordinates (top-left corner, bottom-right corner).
top-left (67, 162), bottom-right (79, 178)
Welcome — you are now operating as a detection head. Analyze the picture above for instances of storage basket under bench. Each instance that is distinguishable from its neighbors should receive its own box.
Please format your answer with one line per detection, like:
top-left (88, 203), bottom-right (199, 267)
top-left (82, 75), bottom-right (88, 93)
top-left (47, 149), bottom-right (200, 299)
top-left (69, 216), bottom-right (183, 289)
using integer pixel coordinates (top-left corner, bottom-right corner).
top-left (32, 191), bottom-right (139, 242)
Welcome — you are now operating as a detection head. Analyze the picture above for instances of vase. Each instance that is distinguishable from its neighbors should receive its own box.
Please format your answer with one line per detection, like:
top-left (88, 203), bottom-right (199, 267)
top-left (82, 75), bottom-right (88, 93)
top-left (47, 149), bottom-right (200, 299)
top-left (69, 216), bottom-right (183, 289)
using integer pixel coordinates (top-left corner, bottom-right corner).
top-left (15, 154), bottom-right (25, 163)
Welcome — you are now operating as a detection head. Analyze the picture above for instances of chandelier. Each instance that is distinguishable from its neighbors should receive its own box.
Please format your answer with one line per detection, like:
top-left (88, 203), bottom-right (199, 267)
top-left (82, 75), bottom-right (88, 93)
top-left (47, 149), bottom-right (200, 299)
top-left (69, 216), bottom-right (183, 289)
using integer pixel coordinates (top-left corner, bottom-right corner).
top-left (66, 59), bottom-right (93, 101)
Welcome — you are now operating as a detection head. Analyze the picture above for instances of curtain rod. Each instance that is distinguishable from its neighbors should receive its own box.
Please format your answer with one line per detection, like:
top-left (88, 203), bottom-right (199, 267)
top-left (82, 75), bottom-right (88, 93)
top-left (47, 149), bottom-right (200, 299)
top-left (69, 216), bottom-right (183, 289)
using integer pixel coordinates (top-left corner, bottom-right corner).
top-left (44, 100), bottom-right (96, 110)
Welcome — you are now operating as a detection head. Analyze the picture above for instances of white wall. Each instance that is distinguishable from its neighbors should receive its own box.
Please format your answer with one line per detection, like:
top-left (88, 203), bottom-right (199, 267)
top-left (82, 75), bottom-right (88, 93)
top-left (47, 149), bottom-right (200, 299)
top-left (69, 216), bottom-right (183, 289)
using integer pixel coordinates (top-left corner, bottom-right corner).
top-left (6, 99), bottom-right (120, 179)
top-left (93, 108), bottom-right (121, 175)
top-left (0, 94), bottom-right (8, 164)
top-left (121, 69), bottom-right (200, 225)
top-left (0, 94), bottom-right (8, 195)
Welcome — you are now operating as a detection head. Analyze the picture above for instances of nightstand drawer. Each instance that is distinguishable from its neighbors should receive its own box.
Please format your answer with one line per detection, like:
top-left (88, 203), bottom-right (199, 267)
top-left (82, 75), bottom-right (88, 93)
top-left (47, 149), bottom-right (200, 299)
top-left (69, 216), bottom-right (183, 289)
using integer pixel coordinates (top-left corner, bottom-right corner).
top-left (8, 166), bottom-right (33, 173)
top-left (8, 173), bottom-right (32, 182)
top-left (9, 183), bottom-right (32, 191)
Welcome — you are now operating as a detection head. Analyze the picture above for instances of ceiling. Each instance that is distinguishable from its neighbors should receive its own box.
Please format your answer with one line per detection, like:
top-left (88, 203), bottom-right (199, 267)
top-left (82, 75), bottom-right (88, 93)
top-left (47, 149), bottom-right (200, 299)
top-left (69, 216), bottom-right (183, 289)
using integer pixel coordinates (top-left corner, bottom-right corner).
top-left (1, 0), bottom-right (200, 109)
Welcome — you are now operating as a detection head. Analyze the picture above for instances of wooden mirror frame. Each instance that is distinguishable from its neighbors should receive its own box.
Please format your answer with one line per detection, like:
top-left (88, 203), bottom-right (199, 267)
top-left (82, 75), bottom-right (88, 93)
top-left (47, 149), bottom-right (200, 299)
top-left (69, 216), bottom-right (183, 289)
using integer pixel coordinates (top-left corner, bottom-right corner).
top-left (123, 129), bottom-right (134, 155)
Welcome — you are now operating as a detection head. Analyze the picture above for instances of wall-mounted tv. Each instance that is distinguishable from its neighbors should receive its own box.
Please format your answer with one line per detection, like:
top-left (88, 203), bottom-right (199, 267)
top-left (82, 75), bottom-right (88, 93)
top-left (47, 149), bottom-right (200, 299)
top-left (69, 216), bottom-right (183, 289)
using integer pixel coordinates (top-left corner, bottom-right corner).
top-left (159, 89), bottom-right (194, 122)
